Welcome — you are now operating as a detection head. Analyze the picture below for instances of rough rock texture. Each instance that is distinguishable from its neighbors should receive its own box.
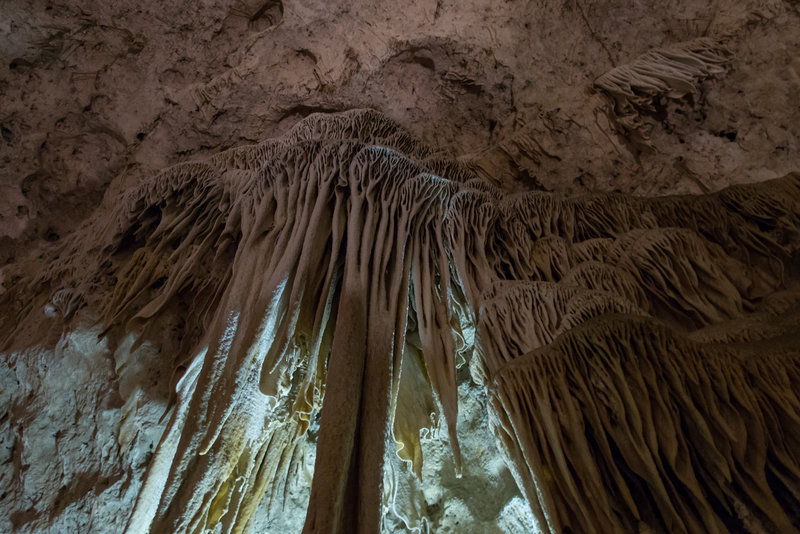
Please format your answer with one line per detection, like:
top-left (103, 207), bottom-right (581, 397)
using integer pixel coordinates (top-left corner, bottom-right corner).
top-left (1, 1), bottom-right (800, 533)
top-left (2, 0), bottom-right (800, 259)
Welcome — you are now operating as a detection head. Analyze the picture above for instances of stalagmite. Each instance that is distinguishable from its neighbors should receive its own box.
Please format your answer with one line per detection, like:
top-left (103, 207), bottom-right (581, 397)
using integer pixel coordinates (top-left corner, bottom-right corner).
top-left (1, 109), bottom-right (799, 533)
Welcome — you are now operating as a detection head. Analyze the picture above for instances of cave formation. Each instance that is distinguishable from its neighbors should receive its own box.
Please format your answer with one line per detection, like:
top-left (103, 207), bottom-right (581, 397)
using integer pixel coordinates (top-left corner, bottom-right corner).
top-left (3, 3), bottom-right (800, 532)
top-left (2, 107), bottom-right (799, 533)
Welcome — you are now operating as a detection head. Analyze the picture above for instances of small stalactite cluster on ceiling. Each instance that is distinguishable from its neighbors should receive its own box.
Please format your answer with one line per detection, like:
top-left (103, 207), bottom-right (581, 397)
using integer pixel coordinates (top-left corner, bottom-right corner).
top-left (2, 109), bottom-right (800, 534)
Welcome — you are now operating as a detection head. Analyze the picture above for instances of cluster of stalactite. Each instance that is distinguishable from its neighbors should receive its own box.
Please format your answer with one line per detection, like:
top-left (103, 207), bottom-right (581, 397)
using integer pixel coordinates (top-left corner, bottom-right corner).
top-left (2, 109), bottom-right (799, 533)
top-left (594, 37), bottom-right (731, 151)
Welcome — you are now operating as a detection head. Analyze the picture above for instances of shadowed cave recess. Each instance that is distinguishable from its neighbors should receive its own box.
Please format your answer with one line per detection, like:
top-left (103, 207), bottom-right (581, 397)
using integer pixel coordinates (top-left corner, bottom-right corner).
top-left (1, 106), bottom-right (800, 534)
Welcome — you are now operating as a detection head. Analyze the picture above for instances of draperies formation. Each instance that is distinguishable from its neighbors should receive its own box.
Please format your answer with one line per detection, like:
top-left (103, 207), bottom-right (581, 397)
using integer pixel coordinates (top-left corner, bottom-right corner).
top-left (4, 109), bottom-right (799, 533)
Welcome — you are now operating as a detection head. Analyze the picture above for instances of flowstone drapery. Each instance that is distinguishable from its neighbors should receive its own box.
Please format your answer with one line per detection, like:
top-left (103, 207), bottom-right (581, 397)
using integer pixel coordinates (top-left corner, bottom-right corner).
top-left (2, 109), bottom-right (799, 533)
top-left (594, 38), bottom-right (731, 153)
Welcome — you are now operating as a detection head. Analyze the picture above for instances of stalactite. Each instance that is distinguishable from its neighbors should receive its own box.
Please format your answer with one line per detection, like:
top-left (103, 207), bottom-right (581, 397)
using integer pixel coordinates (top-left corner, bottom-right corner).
top-left (2, 110), bottom-right (799, 533)
top-left (594, 38), bottom-right (731, 152)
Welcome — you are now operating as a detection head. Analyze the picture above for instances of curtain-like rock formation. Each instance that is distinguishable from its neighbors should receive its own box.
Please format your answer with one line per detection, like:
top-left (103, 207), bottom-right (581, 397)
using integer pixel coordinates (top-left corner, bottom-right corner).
top-left (594, 38), bottom-right (731, 153)
top-left (2, 109), bottom-right (799, 533)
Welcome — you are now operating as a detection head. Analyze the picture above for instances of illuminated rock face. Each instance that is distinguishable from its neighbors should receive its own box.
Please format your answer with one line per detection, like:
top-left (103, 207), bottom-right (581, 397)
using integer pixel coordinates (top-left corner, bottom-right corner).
top-left (2, 109), bottom-right (800, 534)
